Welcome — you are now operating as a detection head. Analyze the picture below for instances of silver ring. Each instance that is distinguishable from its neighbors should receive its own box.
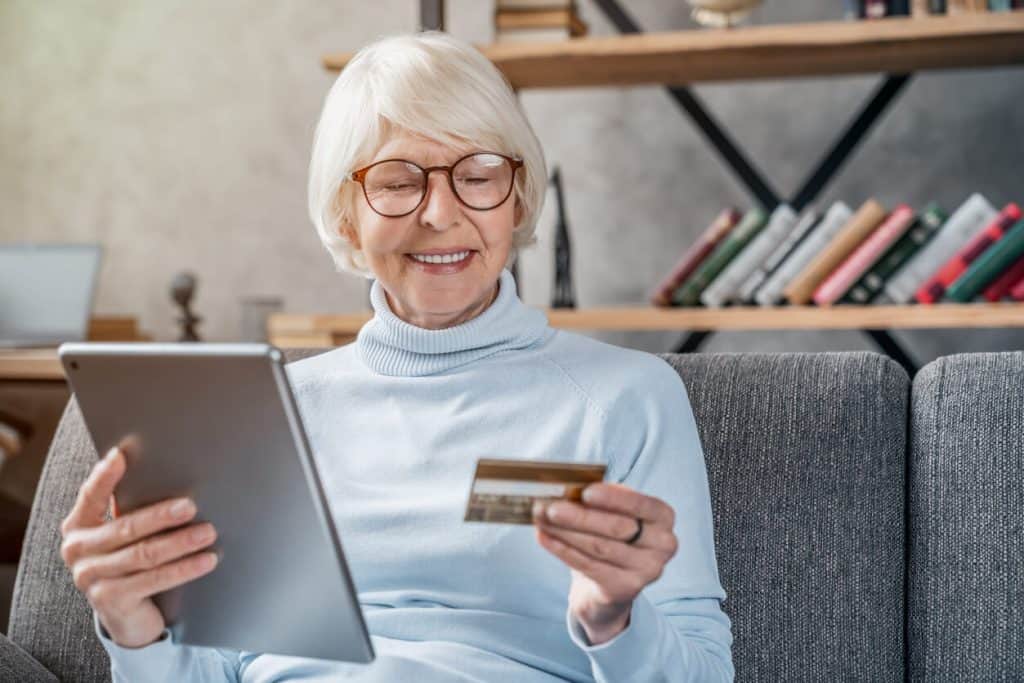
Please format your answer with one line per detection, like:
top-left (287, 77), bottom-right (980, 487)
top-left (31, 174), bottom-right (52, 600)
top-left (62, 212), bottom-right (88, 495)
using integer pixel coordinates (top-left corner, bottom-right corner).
top-left (625, 517), bottom-right (643, 545)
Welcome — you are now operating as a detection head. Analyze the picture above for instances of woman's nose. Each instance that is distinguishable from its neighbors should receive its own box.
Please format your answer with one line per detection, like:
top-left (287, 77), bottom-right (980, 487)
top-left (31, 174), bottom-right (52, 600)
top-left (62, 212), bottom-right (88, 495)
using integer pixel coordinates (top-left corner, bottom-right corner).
top-left (419, 171), bottom-right (461, 230)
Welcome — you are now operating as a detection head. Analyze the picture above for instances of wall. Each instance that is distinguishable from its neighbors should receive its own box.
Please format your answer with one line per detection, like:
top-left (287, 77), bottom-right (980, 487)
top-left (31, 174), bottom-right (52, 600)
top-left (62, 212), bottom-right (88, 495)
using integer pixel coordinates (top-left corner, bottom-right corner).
top-left (2, 0), bottom-right (1022, 363)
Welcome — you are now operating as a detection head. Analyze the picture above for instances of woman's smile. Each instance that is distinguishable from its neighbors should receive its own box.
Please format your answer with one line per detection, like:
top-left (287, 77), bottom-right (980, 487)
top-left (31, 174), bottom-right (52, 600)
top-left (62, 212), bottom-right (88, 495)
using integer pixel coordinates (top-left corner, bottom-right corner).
top-left (405, 249), bottom-right (477, 274)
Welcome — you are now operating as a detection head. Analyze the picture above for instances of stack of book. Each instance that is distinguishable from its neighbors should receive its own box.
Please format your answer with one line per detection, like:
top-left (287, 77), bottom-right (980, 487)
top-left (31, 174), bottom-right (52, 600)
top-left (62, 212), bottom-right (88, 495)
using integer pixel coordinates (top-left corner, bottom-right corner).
top-left (844, 0), bottom-right (1022, 18)
top-left (494, 0), bottom-right (588, 43)
top-left (650, 193), bottom-right (1024, 308)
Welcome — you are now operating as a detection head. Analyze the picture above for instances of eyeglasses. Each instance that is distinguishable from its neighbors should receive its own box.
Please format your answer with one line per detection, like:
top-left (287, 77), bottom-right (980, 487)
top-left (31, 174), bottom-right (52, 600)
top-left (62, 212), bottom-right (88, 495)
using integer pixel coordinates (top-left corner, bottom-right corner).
top-left (350, 152), bottom-right (523, 218)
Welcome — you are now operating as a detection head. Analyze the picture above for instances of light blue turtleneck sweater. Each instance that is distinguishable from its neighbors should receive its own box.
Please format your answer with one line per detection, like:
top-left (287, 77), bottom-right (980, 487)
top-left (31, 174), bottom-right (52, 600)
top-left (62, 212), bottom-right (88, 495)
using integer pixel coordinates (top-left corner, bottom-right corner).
top-left (96, 268), bottom-right (734, 682)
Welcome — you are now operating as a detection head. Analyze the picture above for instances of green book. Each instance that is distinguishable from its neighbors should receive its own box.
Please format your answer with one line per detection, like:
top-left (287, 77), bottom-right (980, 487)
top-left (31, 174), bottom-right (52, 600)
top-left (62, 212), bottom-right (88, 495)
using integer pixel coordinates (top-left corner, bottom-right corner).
top-left (840, 204), bottom-right (947, 305)
top-left (944, 218), bottom-right (1024, 303)
top-left (673, 208), bottom-right (768, 306)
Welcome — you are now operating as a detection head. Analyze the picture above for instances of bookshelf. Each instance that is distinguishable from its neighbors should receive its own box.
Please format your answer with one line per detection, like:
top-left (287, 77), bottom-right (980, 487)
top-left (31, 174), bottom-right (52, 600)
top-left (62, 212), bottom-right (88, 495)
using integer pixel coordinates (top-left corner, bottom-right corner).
top-left (319, 4), bottom-right (1024, 374)
top-left (268, 302), bottom-right (1024, 347)
top-left (322, 13), bottom-right (1024, 86)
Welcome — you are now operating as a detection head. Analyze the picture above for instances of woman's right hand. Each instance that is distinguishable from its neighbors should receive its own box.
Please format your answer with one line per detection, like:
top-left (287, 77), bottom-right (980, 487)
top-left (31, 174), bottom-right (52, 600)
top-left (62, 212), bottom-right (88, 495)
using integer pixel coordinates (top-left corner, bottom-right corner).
top-left (60, 446), bottom-right (220, 648)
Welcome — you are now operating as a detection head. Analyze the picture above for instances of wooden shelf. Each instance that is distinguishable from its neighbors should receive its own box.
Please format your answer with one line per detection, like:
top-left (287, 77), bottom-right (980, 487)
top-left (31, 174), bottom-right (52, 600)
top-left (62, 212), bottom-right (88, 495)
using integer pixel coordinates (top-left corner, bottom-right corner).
top-left (322, 14), bottom-right (1024, 87)
top-left (267, 302), bottom-right (1024, 347)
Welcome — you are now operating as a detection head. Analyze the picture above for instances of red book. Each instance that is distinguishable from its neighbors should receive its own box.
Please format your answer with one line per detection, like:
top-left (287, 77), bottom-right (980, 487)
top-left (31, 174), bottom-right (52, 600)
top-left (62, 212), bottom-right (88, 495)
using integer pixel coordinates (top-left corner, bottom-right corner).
top-left (1011, 277), bottom-right (1024, 301)
top-left (812, 205), bottom-right (915, 306)
top-left (914, 202), bottom-right (1023, 304)
top-left (984, 253), bottom-right (1024, 301)
top-left (649, 209), bottom-right (741, 306)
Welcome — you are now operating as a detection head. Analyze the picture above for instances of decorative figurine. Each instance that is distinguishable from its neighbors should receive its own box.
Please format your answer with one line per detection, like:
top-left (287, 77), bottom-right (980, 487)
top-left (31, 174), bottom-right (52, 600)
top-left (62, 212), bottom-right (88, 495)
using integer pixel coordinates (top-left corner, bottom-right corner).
top-left (170, 271), bottom-right (202, 342)
top-left (550, 166), bottom-right (576, 309)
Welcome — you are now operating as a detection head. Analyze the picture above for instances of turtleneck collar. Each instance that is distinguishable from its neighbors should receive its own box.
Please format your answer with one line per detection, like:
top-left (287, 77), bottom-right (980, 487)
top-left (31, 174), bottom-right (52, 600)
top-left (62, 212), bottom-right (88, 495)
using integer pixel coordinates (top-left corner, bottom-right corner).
top-left (356, 268), bottom-right (553, 377)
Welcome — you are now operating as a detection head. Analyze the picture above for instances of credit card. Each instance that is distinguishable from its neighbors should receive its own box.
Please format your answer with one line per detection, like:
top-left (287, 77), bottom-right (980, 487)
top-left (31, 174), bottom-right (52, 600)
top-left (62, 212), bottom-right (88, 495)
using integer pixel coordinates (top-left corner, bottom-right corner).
top-left (464, 458), bottom-right (607, 525)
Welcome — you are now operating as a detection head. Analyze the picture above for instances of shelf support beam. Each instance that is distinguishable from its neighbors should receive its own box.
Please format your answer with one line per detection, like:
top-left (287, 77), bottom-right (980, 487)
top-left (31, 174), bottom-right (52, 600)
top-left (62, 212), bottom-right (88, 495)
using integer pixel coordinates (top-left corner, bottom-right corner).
top-left (790, 74), bottom-right (912, 212)
top-left (591, 0), bottom-right (920, 374)
top-left (590, 0), bottom-right (781, 209)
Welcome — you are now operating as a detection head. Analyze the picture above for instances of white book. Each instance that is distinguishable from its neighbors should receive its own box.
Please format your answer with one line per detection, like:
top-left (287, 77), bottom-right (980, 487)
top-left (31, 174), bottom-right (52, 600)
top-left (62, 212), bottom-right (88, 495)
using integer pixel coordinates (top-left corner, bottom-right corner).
top-left (738, 207), bottom-right (820, 303)
top-left (882, 193), bottom-right (997, 304)
top-left (755, 202), bottom-right (852, 306)
top-left (700, 204), bottom-right (797, 308)
top-left (495, 27), bottom-right (572, 42)
top-left (497, 0), bottom-right (573, 8)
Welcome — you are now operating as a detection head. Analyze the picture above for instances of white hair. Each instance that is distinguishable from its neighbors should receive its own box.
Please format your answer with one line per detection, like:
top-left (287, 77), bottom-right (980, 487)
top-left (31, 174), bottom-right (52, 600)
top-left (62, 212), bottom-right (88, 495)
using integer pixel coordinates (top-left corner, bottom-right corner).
top-left (307, 31), bottom-right (547, 278)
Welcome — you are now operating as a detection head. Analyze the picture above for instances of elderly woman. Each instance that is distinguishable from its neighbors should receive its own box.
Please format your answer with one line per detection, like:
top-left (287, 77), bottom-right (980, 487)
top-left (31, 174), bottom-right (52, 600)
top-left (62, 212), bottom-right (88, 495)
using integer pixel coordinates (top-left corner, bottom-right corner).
top-left (60, 32), bottom-right (733, 682)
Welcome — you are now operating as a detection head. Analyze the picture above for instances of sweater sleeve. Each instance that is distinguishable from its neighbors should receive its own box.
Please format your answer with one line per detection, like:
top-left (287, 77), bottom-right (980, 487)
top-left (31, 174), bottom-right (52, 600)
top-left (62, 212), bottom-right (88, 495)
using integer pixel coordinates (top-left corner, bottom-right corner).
top-left (94, 611), bottom-right (244, 683)
top-left (565, 356), bottom-right (734, 682)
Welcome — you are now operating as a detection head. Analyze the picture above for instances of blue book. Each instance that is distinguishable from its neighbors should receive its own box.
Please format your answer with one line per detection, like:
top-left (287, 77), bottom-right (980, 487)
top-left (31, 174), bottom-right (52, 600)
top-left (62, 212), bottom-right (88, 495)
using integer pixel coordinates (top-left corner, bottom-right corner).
top-left (989, 0), bottom-right (1012, 9)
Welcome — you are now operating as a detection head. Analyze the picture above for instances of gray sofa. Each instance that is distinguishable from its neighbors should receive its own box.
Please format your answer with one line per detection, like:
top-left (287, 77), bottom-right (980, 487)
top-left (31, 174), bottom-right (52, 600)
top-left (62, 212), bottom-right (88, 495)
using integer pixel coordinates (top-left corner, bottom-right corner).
top-left (3, 349), bottom-right (1022, 681)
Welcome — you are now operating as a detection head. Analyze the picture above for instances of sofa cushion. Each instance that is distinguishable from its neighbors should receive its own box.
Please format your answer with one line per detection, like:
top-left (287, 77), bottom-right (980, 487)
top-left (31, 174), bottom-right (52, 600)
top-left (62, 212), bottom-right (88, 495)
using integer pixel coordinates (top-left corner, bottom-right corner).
top-left (659, 351), bottom-right (909, 682)
top-left (908, 351), bottom-right (1024, 681)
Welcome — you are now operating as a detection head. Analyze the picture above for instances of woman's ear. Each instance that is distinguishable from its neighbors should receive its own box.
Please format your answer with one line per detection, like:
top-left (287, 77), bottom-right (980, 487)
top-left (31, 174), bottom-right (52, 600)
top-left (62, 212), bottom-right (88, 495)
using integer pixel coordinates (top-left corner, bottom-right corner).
top-left (339, 221), bottom-right (361, 249)
top-left (513, 198), bottom-right (523, 228)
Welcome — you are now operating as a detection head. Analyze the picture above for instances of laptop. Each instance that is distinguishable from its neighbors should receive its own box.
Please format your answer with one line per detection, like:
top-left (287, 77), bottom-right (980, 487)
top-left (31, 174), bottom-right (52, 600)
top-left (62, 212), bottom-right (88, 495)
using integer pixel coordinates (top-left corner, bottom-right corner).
top-left (0, 244), bottom-right (102, 348)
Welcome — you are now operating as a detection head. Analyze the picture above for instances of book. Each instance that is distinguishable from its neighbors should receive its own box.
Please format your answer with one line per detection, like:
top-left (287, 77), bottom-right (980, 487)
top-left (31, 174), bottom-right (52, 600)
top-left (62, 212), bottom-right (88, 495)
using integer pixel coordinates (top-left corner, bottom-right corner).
top-left (843, 0), bottom-right (865, 19)
top-left (883, 193), bottom-right (997, 303)
top-left (945, 218), bottom-right (1024, 302)
top-left (784, 199), bottom-right (888, 305)
top-left (737, 208), bottom-right (820, 304)
top-left (948, 0), bottom-right (988, 11)
top-left (914, 202), bottom-right (1023, 303)
top-left (497, 0), bottom-right (573, 8)
top-left (812, 204), bottom-right (916, 306)
top-left (699, 204), bottom-right (798, 308)
top-left (889, 0), bottom-right (912, 13)
top-left (841, 205), bottom-right (948, 305)
top-left (756, 202), bottom-right (853, 307)
top-left (981, 252), bottom-right (1024, 301)
top-left (494, 2), bottom-right (586, 42)
top-left (495, 24), bottom-right (586, 42)
top-left (673, 209), bottom-right (769, 307)
top-left (865, 0), bottom-right (889, 17)
top-left (649, 209), bottom-right (742, 307)
top-left (1011, 272), bottom-right (1024, 301)
top-left (912, 0), bottom-right (933, 13)
top-left (929, 0), bottom-right (948, 10)
top-left (989, 0), bottom-right (1013, 9)
top-left (496, 9), bottom-right (577, 29)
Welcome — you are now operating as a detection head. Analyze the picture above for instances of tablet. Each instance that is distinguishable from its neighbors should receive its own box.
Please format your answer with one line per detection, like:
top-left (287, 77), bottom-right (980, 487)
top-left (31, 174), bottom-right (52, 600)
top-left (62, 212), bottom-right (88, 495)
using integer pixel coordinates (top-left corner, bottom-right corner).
top-left (59, 342), bottom-right (374, 663)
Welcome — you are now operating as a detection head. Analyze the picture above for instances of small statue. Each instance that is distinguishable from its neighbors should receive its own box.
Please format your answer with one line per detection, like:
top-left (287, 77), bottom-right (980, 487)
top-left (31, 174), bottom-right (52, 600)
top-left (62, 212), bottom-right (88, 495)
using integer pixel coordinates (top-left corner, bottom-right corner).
top-left (550, 167), bottom-right (576, 309)
top-left (170, 272), bottom-right (202, 342)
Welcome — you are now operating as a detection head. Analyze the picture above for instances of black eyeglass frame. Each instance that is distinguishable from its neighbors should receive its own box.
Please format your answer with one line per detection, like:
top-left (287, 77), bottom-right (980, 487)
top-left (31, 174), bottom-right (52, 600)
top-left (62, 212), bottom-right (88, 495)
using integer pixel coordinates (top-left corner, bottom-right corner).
top-left (349, 152), bottom-right (524, 218)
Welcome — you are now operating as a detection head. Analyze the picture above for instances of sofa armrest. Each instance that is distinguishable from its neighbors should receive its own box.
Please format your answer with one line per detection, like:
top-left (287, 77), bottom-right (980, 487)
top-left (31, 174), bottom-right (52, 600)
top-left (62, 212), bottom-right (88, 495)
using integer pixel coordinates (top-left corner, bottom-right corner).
top-left (0, 631), bottom-right (58, 682)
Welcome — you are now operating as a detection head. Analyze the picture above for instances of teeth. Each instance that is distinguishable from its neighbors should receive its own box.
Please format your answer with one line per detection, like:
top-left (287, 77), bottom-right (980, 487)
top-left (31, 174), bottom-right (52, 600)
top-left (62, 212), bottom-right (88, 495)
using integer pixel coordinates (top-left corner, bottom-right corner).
top-left (411, 251), bottom-right (470, 264)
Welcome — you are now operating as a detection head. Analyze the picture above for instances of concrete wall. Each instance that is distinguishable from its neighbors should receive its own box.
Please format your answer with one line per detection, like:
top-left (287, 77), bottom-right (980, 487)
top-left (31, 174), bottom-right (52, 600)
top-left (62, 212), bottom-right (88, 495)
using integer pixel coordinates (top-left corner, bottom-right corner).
top-left (3, 1), bottom-right (1022, 363)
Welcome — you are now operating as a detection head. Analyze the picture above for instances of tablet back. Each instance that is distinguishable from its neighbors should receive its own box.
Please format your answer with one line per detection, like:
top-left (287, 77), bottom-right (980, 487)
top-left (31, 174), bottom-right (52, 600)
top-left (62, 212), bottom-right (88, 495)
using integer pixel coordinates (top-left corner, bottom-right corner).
top-left (59, 342), bottom-right (374, 663)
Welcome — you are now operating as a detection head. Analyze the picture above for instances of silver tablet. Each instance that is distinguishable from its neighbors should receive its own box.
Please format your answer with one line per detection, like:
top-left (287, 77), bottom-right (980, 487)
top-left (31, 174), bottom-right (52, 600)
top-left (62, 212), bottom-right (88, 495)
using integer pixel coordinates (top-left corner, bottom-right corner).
top-left (59, 342), bottom-right (374, 663)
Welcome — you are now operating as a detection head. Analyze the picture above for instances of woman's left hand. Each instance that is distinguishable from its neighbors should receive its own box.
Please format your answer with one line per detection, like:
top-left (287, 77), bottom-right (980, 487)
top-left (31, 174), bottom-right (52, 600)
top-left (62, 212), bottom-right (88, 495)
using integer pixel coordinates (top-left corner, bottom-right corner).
top-left (532, 482), bottom-right (679, 645)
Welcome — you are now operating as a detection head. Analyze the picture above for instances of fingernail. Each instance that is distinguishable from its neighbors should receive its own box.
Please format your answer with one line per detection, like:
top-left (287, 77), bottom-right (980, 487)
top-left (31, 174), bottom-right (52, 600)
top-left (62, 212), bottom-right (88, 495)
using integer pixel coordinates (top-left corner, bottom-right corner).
top-left (105, 447), bottom-right (119, 462)
top-left (200, 552), bottom-right (219, 570)
top-left (582, 486), bottom-right (598, 504)
top-left (191, 524), bottom-right (215, 544)
top-left (532, 501), bottom-right (546, 520)
top-left (546, 502), bottom-right (564, 522)
top-left (170, 498), bottom-right (195, 519)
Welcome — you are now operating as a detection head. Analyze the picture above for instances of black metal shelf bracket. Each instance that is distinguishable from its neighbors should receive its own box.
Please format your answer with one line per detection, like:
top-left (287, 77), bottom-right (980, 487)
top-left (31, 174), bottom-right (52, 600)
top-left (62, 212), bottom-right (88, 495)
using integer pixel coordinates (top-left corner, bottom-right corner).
top-left (590, 0), bottom-right (919, 375)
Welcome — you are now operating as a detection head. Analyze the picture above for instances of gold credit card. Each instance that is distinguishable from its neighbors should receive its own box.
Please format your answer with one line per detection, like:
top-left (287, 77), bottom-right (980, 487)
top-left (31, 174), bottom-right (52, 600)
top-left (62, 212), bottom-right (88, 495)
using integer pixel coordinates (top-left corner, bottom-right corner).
top-left (464, 458), bottom-right (607, 525)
